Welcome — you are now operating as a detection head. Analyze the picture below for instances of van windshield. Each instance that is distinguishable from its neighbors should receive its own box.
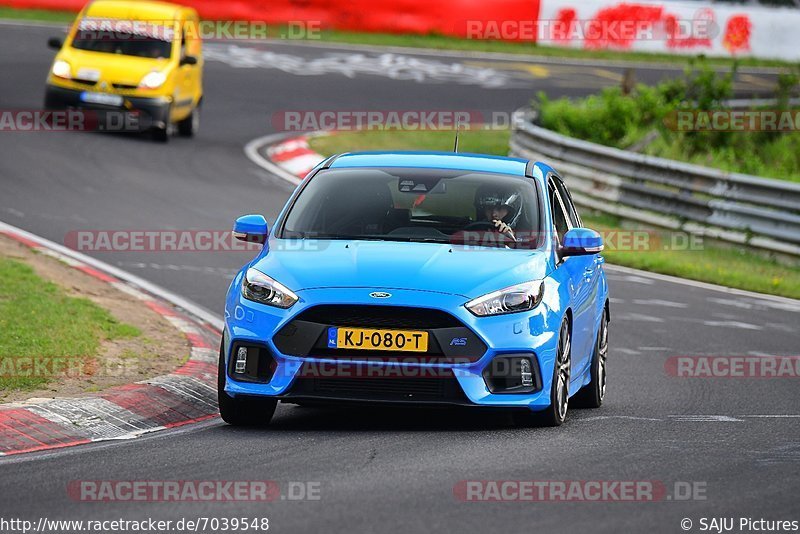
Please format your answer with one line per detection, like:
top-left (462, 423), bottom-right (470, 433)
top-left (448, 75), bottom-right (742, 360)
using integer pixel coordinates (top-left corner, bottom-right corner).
top-left (72, 29), bottom-right (173, 59)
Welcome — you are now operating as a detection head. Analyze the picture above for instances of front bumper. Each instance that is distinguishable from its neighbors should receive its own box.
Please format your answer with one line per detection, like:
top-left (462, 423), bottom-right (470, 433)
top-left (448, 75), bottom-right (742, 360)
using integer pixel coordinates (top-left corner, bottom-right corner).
top-left (224, 284), bottom-right (560, 410)
top-left (44, 84), bottom-right (171, 130)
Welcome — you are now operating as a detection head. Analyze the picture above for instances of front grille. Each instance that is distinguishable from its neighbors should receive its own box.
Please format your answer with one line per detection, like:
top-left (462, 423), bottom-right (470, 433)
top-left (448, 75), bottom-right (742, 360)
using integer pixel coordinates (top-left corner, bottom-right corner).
top-left (273, 305), bottom-right (487, 363)
top-left (72, 79), bottom-right (97, 86)
top-left (112, 83), bottom-right (138, 90)
top-left (285, 366), bottom-right (472, 405)
top-left (295, 305), bottom-right (462, 329)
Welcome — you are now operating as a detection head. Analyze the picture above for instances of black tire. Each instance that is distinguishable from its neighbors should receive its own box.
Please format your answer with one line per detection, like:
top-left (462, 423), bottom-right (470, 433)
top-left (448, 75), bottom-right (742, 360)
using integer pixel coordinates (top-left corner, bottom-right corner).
top-left (152, 126), bottom-right (169, 143)
top-left (177, 106), bottom-right (199, 137)
top-left (572, 308), bottom-right (609, 409)
top-left (218, 341), bottom-right (277, 426)
top-left (512, 317), bottom-right (571, 427)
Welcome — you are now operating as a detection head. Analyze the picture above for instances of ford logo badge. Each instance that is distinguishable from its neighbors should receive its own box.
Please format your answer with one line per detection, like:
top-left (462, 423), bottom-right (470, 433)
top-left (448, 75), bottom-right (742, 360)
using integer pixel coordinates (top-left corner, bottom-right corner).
top-left (369, 292), bottom-right (392, 299)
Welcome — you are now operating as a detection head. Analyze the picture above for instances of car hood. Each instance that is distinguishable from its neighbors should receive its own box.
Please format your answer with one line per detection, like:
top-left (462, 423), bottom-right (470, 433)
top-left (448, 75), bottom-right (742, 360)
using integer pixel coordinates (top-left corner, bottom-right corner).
top-left (251, 240), bottom-right (551, 299)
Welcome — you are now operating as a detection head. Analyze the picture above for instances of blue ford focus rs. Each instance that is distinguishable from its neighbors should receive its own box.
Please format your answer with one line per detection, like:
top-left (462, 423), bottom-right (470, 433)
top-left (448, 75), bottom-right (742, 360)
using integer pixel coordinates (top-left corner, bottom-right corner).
top-left (220, 151), bottom-right (609, 427)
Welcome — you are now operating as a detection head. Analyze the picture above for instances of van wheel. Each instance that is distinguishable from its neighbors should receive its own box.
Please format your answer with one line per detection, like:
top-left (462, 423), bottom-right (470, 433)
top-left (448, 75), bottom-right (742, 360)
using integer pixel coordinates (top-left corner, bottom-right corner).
top-left (177, 106), bottom-right (199, 137)
top-left (152, 127), bottom-right (169, 143)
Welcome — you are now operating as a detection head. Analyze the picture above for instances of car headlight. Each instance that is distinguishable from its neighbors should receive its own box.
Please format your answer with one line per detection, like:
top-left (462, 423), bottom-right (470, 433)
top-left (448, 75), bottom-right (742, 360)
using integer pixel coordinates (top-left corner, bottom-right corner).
top-left (241, 268), bottom-right (298, 309)
top-left (139, 71), bottom-right (167, 89)
top-left (52, 60), bottom-right (71, 79)
top-left (465, 280), bottom-right (544, 317)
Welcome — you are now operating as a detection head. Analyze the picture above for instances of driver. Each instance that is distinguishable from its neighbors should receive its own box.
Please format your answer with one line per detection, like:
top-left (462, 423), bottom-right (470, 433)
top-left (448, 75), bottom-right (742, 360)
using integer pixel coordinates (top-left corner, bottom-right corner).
top-left (474, 184), bottom-right (522, 241)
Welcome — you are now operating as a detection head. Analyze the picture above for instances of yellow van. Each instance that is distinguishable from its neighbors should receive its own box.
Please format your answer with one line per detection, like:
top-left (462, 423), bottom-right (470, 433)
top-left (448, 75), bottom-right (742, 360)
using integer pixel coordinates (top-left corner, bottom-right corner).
top-left (45, 0), bottom-right (203, 141)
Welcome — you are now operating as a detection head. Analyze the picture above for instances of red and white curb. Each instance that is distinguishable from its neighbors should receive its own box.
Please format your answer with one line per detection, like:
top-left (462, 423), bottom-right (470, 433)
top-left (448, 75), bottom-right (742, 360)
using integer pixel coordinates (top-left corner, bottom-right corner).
top-left (244, 133), bottom-right (326, 186)
top-left (0, 221), bottom-right (222, 457)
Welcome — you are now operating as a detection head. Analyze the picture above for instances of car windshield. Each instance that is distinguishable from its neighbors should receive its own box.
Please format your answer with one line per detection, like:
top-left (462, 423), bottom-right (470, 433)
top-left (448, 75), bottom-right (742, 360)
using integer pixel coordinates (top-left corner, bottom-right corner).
top-left (281, 167), bottom-right (542, 249)
top-left (71, 29), bottom-right (172, 59)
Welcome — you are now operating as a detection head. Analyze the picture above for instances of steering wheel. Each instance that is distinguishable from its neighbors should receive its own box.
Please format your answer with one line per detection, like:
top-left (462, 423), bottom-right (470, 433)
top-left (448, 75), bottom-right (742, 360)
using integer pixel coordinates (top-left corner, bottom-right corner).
top-left (463, 221), bottom-right (497, 231)
top-left (462, 220), bottom-right (518, 244)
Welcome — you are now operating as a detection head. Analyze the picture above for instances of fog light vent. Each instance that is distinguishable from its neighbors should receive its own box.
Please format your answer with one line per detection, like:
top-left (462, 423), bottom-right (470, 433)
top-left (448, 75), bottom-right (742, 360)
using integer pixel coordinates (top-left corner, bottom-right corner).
top-left (520, 358), bottom-right (533, 387)
top-left (482, 354), bottom-right (541, 394)
top-left (235, 347), bottom-right (248, 374)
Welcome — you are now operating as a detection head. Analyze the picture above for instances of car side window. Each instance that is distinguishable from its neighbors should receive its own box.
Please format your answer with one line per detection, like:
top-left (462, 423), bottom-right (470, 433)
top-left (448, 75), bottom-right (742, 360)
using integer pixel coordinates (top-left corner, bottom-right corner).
top-left (548, 181), bottom-right (571, 244)
top-left (553, 177), bottom-right (581, 228)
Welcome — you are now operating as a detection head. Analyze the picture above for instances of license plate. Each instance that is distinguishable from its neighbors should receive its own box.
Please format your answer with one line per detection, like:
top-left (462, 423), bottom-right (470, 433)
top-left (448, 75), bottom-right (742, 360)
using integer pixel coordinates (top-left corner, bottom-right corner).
top-left (80, 92), bottom-right (123, 106)
top-left (327, 327), bottom-right (428, 352)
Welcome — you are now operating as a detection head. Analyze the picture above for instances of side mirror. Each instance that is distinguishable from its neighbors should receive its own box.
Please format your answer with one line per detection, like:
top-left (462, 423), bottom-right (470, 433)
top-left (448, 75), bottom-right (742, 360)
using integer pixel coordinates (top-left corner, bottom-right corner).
top-left (48, 37), bottom-right (63, 50)
top-left (233, 214), bottom-right (268, 245)
top-left (180, 55), bottom-right (198, 66)
top-left (561, 228), bottom-right (603, 257)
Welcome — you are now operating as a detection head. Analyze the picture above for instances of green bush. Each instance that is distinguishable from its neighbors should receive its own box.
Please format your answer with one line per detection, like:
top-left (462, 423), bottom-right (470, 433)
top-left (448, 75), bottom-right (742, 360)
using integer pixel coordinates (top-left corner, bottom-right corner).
top-left (536, 60), bottom-right (800, 182)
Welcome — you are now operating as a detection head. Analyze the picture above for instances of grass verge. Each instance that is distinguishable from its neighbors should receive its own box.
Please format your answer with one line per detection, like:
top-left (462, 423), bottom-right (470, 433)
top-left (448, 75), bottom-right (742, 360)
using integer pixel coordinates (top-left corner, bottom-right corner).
top-left (0, 6), bottom-right (793, 68)
top-left (0, 256), bottom-right (140, 392)
top-left (536, 62), bottom-right (800, 182)
top-left (308, 129), bottom-right (800, 299)
top-left (582, 213), bottom-right (800, 300)
top-left (0, 6), bottom-right (74, 23)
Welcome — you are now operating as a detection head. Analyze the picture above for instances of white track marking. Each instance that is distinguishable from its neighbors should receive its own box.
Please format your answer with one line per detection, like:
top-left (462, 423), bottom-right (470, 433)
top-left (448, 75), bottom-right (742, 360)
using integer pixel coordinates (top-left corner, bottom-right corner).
top-left (669, 415), bottom-right (744, 422)
top-left (614, 313), bottom-right (664, 323)
top-left (244, 133), bottom-right (304, 186)
top-left (632, 299), bottom-right (688, 308)
top-left (703, 320), bottom-right (763, 330)
top-left (742, 415), bottom-right (800, 418)
top-left (191, 348), bottom-right (218, 363)
top-left (280, 153), bottom-right (325, 175)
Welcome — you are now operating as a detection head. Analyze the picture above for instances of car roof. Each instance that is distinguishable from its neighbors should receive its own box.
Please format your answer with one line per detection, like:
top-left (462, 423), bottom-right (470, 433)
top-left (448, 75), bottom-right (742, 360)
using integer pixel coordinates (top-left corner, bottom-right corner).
top-left (328, 151), bottom-right (530, 177)
top-left (85, 0), bottom-right (189, 21)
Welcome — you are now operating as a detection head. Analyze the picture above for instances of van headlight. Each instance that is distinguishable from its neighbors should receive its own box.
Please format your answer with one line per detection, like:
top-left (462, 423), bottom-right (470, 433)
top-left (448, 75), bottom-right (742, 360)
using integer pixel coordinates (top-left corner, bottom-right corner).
top-left (241, 268), bottom-right (298, 309)
top-left (52, 60), bottom-right (71, 79)
top-left (139, 71), bottom-right (167, 89)
top-left (465, 281), bottom-right (544, 317)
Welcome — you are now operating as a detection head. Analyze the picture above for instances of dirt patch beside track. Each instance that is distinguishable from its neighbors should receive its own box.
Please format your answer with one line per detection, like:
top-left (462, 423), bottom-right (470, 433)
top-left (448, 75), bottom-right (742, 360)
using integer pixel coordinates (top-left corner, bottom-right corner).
top-left (0, 235), bottom-right (189, 403)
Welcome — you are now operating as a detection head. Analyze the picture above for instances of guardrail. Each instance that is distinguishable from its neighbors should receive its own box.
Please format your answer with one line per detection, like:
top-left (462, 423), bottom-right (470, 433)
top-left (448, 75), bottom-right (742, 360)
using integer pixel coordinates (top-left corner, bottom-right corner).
top-left (509, 108), bottom-right (800, 257)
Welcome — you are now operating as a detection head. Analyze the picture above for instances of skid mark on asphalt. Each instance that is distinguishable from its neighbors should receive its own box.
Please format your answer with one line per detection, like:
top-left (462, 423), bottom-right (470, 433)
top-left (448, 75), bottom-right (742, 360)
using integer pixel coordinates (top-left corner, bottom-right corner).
top-left (752, 442), bottom-right (800, 465)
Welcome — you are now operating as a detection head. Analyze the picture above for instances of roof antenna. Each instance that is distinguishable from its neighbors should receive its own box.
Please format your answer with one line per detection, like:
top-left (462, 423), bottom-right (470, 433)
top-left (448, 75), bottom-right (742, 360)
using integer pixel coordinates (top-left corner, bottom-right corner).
top-left (453, 119), bottom-right (461, 153)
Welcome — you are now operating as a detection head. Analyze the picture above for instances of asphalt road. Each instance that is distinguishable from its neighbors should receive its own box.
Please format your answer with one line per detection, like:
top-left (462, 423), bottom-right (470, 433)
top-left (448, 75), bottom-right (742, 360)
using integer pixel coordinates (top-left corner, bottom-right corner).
top-left (0, 22), bottom-right (798, 534)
